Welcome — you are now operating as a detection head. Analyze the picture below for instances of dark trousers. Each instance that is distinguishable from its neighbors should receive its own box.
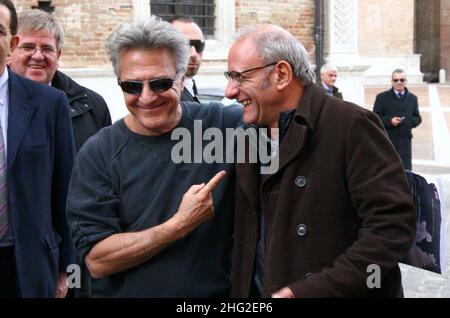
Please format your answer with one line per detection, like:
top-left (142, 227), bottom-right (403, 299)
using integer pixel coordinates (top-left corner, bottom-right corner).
top-left (390, 137), bottom-right (412, 170)
top-left (0, 247), bottom-right (18, 298)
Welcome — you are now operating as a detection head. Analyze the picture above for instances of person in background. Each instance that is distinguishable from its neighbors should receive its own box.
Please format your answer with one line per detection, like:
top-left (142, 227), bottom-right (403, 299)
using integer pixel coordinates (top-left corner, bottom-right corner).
top-left (170, 16), bottom-right (205, 103)
top-left (373, 69), bottom-right (422, 170)
top-left (320, 63), bottom-right (343, 99)
top-left (8, 9), bottom-right (111, 151)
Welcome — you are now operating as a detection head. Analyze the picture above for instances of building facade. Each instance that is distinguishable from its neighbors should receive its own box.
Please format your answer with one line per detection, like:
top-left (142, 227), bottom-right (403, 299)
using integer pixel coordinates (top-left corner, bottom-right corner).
top-left (10, 0), bottom-right (448, 105)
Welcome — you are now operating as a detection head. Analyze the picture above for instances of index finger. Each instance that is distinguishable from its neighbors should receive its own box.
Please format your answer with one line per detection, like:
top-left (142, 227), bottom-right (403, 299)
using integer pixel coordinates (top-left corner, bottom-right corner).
top-left (199, 170), bottom-right (227, 195)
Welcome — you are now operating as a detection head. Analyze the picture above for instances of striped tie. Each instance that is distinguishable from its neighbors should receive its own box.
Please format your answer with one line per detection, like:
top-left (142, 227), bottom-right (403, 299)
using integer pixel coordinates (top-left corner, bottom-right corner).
top-left (0, 118), bottom-right (7, 239)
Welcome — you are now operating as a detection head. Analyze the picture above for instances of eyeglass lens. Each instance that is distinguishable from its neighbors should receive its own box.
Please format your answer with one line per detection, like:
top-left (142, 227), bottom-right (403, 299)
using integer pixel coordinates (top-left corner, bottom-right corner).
top-left (189, 40), bottom-right (205, 53)
top-left (393, 79), bottom-right (406, 83)
top-left (119, 78), bottom-right (175, 95)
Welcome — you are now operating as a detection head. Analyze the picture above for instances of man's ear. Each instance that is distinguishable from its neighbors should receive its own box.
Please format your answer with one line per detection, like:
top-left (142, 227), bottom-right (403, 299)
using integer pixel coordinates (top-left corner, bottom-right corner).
top-left (10, 35), bottom-right (19, 51)
top-left (274, 61), bottom-right (292, 90)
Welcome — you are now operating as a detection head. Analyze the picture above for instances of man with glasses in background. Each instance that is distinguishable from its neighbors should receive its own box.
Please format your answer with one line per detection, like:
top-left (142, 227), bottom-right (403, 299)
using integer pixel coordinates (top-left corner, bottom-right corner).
top-left (170, 16), bottom-right (205, 103)
top-left (373, 69), bottom-right (422, 170)
top-left (66, 17), bottom-right (242, 297)
top-left (8, 9), bottom-right (111, 152)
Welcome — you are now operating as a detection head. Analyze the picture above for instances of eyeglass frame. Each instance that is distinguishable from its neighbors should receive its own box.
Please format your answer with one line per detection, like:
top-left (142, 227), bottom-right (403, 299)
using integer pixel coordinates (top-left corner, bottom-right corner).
top-left (117, 71), bottom-right (183, 95)
top-left (392, 78), bottom-right (406, 83)
top-left (224, 62), bottom-right (278, 86)
top-left (16, 44), bottom-right (58, 57)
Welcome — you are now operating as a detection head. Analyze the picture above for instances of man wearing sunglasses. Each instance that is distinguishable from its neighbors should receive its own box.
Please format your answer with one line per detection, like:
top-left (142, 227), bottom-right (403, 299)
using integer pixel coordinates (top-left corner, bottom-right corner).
top-left (373, 69), bottom-right (422, 170)
top-left (66, 17), bottom-right (242, 297)
top-left (170, 16), bottom-right (205, 103)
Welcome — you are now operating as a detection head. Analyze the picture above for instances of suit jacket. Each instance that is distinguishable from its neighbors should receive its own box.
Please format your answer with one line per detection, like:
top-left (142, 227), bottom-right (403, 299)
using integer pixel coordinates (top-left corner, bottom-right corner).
top-left (7, 70), bottom-right (76, 297)
top-left (373, 87), bottom-right (421, 141)
top-left (181, 87), bottom-right (200, 103)
top-left (232, 84), bottom-right (416, 297)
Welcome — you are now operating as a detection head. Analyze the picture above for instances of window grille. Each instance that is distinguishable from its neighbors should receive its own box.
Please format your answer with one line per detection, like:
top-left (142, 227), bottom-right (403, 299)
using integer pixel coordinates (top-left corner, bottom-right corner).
top-left (150, 0), bottom-right (216, 38)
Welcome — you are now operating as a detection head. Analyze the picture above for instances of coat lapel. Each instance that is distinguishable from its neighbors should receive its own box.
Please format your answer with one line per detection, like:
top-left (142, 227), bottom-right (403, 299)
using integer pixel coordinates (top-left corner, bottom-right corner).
top-left (7, 72), bottom-right (37, 167)
top-left (266, 84), bottom-right (325, 181)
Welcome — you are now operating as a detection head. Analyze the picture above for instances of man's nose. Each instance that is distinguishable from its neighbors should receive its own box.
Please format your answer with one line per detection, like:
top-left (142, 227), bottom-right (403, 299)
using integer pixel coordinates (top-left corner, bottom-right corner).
top-left (138, 82), bottom-right (159, 102)
top-left (224, 79), bottom-right (239, 100)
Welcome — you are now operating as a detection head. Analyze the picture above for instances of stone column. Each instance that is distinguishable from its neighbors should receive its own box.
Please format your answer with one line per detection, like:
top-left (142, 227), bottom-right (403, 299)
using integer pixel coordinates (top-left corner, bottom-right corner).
top-left (324, 0), bottom-right (369, 105)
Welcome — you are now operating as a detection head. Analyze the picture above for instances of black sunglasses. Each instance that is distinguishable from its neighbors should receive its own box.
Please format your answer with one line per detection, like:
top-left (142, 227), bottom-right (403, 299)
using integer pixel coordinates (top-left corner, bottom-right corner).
top-left (118, 73), bottom-right (181, 95)
top-left (189, 40), bottom-right (205, 53)
top-left (393, 78), bottom-right (406, 83)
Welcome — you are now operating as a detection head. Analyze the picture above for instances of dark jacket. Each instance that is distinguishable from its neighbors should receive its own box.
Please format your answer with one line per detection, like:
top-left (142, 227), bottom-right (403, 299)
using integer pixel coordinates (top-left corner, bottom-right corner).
top-left (181, 87), bottom-right (200, 103)
top-left (322, 83), bottom-right (343, 100)
top-left (8, 71), bottom-right (75, 297)
top-left (373, 87), bottom-right (421, 140)
top-left (232, 84), bottom-right (416, 298)
top-left (331, 86), bottom-right (343, 99)
top-left (373, 87), bottom-right (421, 170)
top-left (52, 71), bottom-right (112, 151)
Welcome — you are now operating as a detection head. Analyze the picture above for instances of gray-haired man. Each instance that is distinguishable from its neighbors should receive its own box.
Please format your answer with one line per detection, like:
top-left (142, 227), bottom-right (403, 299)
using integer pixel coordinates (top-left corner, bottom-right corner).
top-left (66, 16), bottom-right (242, 297)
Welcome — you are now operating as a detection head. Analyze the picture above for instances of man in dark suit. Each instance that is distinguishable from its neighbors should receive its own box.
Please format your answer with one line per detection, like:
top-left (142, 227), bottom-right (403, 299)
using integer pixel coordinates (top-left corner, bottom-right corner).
top-left (373, 69), bottom-right (422, 170)
top-left (170, 16), bottom-right (205, 103)
top-left (0, 0), bottom-right (75, 298)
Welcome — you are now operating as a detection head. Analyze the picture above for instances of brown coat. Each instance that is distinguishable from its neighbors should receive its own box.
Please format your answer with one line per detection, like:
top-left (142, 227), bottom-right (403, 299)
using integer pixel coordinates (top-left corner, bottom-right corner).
top-left (232, 84), bottom-right (416, 298)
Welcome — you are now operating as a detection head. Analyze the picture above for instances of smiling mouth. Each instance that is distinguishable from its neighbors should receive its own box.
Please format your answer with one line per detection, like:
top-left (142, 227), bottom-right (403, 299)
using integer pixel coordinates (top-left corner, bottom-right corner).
top-left (136, 103), bottom-right (164, 110)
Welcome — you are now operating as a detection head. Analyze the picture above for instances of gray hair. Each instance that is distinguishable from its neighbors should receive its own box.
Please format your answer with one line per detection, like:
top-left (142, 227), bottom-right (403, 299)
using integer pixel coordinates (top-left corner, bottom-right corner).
top-left (236, 25), bottom-right (315, 85)
top-left (320, 63), bottom-right (337, 74)
top-left (17, 9), bottom-right (64, 49)
top-left (392, 68), bottom-right (406, 78)
top-left (106, 16), bottom-right (189, 78)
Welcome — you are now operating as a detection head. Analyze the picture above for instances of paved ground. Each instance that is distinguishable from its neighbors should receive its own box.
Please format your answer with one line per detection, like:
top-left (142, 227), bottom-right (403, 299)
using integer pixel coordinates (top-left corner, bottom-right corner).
top-left (366, 84), bottom-right (450, 298)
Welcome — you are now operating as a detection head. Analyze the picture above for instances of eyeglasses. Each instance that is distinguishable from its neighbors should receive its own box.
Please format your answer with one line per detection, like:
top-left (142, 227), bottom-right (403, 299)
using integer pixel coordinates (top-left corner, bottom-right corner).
top-left (118, 72), bottom-right (181, 95)
top-left (224, 62), bottom-right (278, 86)
top-left (392, 78), bottom-right (406, 83)
top-left (17, 44), bottom-right (57, 57)
top-left (189, 40), bottom-right (205, 53)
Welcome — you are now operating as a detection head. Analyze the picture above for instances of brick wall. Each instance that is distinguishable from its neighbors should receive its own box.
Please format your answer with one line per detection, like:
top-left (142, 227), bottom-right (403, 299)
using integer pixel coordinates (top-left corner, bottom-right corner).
top-left (12, 0), bottom-right (133, 68)
top-left (11, 1), bottom-right (317, 68)
top-left (235, 0), bottom-right (316, 64)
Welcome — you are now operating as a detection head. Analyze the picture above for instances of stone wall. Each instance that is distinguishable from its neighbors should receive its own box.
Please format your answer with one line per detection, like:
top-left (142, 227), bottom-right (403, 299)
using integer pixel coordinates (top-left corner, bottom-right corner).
top-left (358, 0), bottom-right (414, 55)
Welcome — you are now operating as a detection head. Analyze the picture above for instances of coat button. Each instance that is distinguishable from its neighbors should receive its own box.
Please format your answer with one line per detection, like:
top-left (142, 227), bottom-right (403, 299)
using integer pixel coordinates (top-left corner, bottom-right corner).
top-left (296, 224), bottom-right (308, 237)
top-left (295, 176), bottom-right (307, 188)
top-left (304, 273), bottom-right (314, 280)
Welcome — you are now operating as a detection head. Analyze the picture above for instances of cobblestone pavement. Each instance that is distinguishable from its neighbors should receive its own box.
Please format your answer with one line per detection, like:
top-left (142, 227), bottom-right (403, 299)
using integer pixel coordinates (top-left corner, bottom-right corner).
top-left (366, 84), bottom-right (450, 298)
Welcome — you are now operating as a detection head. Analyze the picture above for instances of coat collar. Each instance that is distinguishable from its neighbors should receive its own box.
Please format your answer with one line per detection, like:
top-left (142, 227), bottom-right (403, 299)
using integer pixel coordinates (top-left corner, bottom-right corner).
top-left (236, 84), bottom-right (328, 195)
top-left (7, 70), bottom-right (38, 166)
top-left (271, 84), bottom-right (327, 177)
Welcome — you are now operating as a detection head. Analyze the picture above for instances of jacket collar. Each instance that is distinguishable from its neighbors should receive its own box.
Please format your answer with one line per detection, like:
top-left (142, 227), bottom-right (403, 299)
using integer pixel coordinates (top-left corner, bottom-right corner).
top-left (52, 70), bottom-right (84, 98)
